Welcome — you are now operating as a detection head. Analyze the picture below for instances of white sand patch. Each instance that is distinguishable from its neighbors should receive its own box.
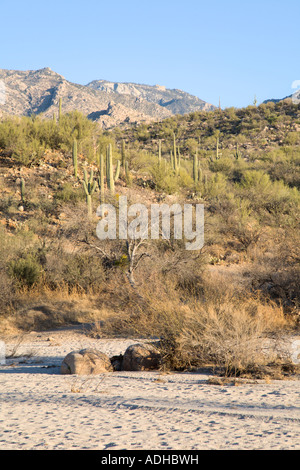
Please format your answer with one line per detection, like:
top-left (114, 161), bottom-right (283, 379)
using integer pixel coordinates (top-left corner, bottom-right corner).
top-left (0, 327), bottom-right (299, 450)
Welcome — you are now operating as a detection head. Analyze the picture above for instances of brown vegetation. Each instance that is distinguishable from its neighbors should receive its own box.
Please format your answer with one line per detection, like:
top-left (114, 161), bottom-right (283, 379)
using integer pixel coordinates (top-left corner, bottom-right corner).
top-left (0, 101), bottom-right (299, 375)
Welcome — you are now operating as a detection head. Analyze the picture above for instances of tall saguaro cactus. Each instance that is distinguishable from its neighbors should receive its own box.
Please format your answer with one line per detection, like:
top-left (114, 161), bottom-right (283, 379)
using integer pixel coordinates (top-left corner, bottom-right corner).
top-left (170, 134), bottom-right (180, 175)
top-left (121, 140), bottom-right (126, 173)
top-left (158, 140), bottom-right (162, 166)
top-left (193, 152), bottom-right (198, 184)
top-left (173, 133), bottom-right (177, 173)
top-left (125, 161), bottom-right (132, 186)
top-left (98, 153), bottom-right (105, 206)
top-left (83, 168), bottom-right (97, 217)
top-left (198, 166), bottom-right (203, 184)
top-left (172, 133), bottom-right (180, 174)
top-left (106, 144), bottom-right (120, 194)
top-left (20, 178), bottom-right (26, 204)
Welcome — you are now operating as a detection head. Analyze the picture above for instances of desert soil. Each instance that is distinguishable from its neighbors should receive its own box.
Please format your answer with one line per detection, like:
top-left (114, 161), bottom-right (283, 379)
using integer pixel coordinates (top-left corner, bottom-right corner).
top-left (0, 326), bottom-right (299, 450)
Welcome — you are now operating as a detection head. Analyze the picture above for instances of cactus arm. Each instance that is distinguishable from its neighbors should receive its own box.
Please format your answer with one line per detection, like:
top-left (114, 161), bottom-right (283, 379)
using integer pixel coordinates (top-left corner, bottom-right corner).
top-left (114, 160), bottom-right (121, 182)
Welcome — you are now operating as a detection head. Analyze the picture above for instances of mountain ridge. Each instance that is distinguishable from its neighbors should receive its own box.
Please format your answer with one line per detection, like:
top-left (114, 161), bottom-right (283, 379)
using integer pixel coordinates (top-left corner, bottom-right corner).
top-left (263, 89), bottom-right (300, 105)
top-left (0, 67), bottom-right (216, 128)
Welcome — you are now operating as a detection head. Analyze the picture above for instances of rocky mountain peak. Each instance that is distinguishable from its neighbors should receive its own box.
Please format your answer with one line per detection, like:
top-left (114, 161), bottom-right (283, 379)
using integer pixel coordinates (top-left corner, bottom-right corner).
top-left (0, 67), bottom-right (216, 128)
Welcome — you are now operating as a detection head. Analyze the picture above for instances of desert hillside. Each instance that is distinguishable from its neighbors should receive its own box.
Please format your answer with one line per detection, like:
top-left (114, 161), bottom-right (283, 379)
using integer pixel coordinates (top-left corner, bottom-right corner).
top-left (0, 99), bottom-right (299, 375)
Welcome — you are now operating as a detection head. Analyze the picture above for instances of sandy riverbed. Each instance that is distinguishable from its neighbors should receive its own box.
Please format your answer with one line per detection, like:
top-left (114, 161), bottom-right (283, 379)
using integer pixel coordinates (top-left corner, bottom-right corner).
top-left (0, 326), bottom-right (299, 450)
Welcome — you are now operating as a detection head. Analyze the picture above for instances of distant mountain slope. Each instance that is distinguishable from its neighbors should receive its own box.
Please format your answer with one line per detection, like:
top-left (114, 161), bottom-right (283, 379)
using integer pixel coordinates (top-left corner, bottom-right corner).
top-left (0, 68), bottom-right (216, 128)
top-left (263, 89), bottom-right (300, 105)
top-left (87, 79), bottom-right (216, 115)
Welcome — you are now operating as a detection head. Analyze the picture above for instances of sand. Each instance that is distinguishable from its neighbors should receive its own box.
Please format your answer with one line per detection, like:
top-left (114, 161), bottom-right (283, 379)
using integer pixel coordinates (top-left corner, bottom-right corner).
top-left (0, 327), bottom-right (299, 450)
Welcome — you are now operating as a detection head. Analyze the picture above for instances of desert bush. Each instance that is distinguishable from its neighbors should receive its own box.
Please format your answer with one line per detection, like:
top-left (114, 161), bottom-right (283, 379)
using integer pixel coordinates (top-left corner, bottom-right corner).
top-left (45, 251), bottom-right (105, 293)
top-left (209, 156), bottom-right (234, 174)
top-left (176, 294), bottom-right (286, 375)
top-left (205, 173), bottom-right (228, 198)
top-left (250, 226), bottom-right (300, 311)
top-left (150, 271), bottom-right (288, 374)
top-left (0, 111), bottom-right (100, 165)
top-left (284, 131), bottom-right (300, 146)
top-left (150, 162), bottom-right (179, 193)
top-left (0, 269), bottom-right (15, 315)
top-left (240, 169), bottom-right (271, 191)
top-left (8, 253), bottom-right (43, 288)
top-left (55, 183), bottom-right (85, 203)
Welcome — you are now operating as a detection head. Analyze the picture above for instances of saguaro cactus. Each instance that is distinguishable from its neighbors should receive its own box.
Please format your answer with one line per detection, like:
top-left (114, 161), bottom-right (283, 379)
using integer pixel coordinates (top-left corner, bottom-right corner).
top-left (214, 131), bottom-right (222, 160)
top-left (20, 178), bottom-right (25, 203)
top-left (173, 133), bottom-right (177, 173)
top-left (193, 152), bottom-right (198, 183)
top-left (204, 174), bottom-right (208, 193)
top-left (198, 166), bottom-right (203, 184)
top-left (121, 140), bottom-right (126, 172)
top-left (98, 153), bottom-right (105, 205)
top-left (125, 161), bottom-right (132, 186)
top-left (114, 160), bottom-right (121, 182)
top-left (172, 133), bottom-right (180, 174)
top-left (72, 139), bottom-right (78, 178)
top-left (83, 168), bottom-right (97, 217)
top-left (158, 140), bottom-right (162, 166)
top-left (106, 144), bottom-right (120, 194)
top-left (235, 143), bottom-right (241, 160)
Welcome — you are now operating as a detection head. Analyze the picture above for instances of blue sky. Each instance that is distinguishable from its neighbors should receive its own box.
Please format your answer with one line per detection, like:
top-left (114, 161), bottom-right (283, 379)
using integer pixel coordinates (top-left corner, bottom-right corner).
top-left (1, 0), bottom-right (299, 108)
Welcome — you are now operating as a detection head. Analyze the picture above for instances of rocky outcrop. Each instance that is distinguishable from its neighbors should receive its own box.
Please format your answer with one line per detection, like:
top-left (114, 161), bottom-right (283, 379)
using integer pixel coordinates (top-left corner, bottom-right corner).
top-left (0, 67), bottom-right (216, 128)
top-left (87, 79), bottom-right (216, 115)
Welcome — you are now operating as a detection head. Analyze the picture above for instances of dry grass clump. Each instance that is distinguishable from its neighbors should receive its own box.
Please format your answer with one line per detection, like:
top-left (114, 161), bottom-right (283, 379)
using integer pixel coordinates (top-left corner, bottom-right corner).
top-left (1, 282), bottom-right (100, 332)
top-left (90, 270), bottom-right (290, 376)
top-left (176, 294), bottom-right (287, 376)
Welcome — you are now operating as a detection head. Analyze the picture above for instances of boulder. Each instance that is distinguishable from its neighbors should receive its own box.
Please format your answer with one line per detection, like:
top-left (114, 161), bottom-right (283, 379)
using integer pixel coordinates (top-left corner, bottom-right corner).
top-left (60, 348), bottom-right (113, 375)
top-left (121, 343), bottom-right (162, 371)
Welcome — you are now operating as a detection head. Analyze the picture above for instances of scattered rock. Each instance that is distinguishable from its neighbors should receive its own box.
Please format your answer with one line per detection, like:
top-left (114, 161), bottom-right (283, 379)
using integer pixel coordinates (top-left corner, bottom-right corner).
top-left (121, 343), bottom-right (162, 371)
top-left (60, 348), bottom-right (113, 375)
top-left (110, 354), bottom-right (123, 371)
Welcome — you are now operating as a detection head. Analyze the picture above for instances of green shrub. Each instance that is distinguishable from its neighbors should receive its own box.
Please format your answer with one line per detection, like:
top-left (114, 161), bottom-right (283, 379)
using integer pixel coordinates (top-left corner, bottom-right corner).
top-left (9, 254), bottom-right (43, 288)
top-left (46, 252), bottom-right (105, 292)
top-left (55, 183), bottom-right (85, 203)
top-left (205, 173), bottom-right (228, 199)
top-left (240, 170), bottom-right (271, 191)
top-left (150, 162), bottom-right (179, 194)
top-left (209, 156), bottom-right (234, 174)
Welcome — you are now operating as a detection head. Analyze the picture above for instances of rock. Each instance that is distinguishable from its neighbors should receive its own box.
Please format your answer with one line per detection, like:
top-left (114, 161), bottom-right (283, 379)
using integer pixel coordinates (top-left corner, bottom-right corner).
top-left (121, 343), bottom-right (162, 371)
top-left (110, 354), bottom-right (123, 371)
top-left (60, 348), bottom-right (113, 375)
